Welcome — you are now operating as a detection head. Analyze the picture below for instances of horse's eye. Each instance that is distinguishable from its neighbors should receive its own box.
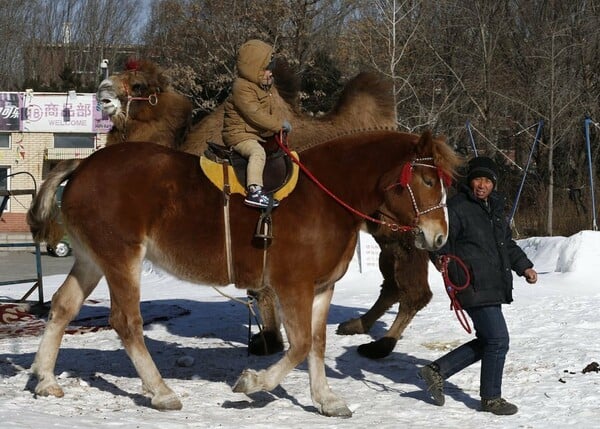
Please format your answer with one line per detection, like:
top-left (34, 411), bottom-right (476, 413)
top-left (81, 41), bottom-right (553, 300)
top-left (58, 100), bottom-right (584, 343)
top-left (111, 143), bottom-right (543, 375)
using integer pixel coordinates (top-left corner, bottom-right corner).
top-left (422, 176), bottom-right (435, 187)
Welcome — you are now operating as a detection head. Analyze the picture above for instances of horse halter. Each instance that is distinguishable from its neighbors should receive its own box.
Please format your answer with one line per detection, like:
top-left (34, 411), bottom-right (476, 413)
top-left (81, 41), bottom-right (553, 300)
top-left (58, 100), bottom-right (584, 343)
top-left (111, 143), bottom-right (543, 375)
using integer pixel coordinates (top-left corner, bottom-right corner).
top-left (381, 157), bottom-right (450, 226)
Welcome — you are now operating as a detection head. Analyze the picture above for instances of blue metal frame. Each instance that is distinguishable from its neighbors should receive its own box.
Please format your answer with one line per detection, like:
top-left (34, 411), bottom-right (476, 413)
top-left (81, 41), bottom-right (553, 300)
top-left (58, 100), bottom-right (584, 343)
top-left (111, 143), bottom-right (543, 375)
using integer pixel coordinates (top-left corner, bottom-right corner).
top-left (508, 120), bottom-right (544, 225)
top-left (584, 117), bottom-right (598, 230)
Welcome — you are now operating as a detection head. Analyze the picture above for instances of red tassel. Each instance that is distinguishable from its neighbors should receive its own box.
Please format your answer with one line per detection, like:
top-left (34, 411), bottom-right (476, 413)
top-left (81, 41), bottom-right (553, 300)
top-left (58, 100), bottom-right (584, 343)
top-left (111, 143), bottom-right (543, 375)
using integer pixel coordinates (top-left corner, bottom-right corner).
top-left (399, 162), bottom-right (413, 187)
top-left (126, 59), bottom-right (140, 71)
top-left (438, 167), bottom-right (453, 187)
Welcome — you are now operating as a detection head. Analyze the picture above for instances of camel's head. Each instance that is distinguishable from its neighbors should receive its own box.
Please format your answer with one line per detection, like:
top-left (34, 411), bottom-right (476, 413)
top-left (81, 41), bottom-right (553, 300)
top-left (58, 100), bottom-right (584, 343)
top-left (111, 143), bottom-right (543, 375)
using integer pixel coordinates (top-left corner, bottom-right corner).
top-left (97, 59), bottom-right (170, 118)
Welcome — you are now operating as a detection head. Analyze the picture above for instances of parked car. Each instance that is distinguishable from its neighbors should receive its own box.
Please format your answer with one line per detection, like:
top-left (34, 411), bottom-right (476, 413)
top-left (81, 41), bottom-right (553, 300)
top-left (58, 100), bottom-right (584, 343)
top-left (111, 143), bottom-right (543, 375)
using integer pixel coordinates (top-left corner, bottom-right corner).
top-left (46, 181), bottom-right (71, 258)
top-left (47, 238), bottom-right (71, 257)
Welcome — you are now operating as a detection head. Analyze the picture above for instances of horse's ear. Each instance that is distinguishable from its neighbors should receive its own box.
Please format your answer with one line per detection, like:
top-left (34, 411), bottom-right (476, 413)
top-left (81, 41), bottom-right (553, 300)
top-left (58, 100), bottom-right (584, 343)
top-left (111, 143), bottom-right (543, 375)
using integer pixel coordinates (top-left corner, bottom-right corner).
top-left (417, 130), bottom-right (433, 152)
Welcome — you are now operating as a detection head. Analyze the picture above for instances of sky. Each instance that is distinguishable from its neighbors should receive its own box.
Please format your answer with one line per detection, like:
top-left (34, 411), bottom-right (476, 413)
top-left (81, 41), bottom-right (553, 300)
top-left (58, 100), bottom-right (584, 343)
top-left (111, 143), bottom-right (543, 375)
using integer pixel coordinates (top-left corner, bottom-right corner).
top-left (0, 230), bottom-right (599, 428)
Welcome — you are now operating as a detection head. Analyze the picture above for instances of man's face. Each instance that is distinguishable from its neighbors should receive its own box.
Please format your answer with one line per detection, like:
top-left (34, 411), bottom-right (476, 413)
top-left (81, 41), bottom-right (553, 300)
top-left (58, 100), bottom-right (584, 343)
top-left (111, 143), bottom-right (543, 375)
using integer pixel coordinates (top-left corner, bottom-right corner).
top-left (470, 177), bottom-right (494, 201)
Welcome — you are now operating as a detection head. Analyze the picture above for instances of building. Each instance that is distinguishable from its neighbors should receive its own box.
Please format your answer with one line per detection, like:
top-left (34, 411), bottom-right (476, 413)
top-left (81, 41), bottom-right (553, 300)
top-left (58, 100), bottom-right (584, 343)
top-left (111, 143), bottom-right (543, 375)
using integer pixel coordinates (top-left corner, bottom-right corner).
top-left (0, 91), bottom-right (111, 233)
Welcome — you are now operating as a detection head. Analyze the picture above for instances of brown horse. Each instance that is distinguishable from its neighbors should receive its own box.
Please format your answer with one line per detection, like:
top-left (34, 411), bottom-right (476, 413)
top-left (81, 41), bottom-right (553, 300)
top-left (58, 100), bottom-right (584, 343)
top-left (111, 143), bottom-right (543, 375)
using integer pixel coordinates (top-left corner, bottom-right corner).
top-left (28, 130), bottom-right (455, 416)
top-left (97, 59), bottom-right (438, 358)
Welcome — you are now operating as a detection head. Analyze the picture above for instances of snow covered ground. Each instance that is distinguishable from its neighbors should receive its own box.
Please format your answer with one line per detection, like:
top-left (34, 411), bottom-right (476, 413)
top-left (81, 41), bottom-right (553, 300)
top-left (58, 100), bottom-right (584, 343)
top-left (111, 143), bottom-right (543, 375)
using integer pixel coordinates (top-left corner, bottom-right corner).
top-left (1, 231), bottom-right (599, 428)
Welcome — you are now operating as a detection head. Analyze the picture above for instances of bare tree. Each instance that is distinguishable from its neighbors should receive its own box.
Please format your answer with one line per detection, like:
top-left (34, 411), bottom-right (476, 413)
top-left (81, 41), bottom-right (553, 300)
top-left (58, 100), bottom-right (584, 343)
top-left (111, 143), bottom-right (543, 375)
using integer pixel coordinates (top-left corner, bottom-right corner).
top-left (0, 1), bottom-right (40, 89)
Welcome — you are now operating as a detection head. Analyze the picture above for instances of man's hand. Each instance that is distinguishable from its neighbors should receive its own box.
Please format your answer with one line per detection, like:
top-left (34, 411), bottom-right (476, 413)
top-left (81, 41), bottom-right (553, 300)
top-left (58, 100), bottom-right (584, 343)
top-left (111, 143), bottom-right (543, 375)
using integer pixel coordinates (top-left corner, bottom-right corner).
top-left (524, 268), bottom-right (538, 284)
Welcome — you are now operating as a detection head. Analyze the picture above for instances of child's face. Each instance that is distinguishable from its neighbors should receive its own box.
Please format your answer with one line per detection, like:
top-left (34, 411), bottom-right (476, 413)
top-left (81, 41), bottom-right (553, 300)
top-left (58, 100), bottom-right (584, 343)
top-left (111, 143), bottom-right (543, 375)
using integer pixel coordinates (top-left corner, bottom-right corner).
top-left (260, 70), bottom-right (273, 86)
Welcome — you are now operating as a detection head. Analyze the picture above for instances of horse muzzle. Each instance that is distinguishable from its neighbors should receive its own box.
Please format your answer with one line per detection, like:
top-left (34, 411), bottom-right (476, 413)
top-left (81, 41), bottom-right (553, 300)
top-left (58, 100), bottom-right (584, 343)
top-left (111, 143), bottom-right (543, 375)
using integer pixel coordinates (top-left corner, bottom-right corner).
top-left (413, 224), bottom-right (448, 251)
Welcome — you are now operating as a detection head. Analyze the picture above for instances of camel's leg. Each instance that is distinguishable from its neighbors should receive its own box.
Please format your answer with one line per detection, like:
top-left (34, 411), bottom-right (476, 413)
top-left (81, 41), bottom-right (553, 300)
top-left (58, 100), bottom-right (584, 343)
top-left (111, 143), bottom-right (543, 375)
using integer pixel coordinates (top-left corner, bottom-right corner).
top-left (307, 285), bottom-right (352, 417)
top-left (248, 287), bottom-right (284, 355)
top-left (33, 258), bottom-right (103, 397)
top-left (337, 247), bottom-right (399, 335)
top-left (357, 249), bottom-right (432, 359)
top-left (104, 260), bottom-right (181, 411)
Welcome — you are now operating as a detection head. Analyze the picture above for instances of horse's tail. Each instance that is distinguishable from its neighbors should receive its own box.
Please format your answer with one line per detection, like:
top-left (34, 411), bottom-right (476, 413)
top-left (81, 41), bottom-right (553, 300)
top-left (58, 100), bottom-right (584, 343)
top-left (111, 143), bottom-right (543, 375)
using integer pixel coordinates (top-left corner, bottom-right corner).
top-left (27, 159), bottom-right (81, 245)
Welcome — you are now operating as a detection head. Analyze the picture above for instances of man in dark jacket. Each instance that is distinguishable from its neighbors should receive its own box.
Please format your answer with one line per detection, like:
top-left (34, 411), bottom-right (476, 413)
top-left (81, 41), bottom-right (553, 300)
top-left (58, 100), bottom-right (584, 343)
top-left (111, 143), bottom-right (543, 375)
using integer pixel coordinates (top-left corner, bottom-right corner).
top-left (419, 156), bottom-right (538, 416)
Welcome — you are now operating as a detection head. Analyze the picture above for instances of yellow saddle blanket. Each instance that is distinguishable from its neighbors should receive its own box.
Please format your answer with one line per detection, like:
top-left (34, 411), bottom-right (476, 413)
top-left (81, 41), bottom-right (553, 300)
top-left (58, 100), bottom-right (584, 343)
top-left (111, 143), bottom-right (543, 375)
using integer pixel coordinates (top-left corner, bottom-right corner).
top-left (200, 151), bottom-right (300, 201)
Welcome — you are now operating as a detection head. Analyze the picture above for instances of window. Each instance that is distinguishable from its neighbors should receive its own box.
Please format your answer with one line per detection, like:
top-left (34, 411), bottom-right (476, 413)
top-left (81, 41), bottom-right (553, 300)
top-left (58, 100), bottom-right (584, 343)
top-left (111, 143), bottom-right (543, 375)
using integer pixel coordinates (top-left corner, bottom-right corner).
top-left (0, 133), bottom-right (9, 148)
top-left (54, 133), bottom-right (94, 149)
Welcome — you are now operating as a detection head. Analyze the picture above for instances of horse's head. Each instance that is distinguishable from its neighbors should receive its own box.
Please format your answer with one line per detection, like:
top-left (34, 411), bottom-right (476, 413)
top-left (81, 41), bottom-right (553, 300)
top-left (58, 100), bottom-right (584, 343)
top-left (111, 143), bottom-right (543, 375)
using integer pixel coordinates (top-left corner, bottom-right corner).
top-left (97, 59), bottom-right (170, 123)
top-left (378, 131), bottom-right (462, 251)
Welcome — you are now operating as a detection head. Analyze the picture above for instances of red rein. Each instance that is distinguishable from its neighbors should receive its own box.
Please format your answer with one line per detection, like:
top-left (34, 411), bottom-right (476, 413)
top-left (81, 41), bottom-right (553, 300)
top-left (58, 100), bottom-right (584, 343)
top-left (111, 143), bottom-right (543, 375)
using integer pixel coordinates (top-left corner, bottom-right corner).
top-left (274, 132), bottom-right (447, 232)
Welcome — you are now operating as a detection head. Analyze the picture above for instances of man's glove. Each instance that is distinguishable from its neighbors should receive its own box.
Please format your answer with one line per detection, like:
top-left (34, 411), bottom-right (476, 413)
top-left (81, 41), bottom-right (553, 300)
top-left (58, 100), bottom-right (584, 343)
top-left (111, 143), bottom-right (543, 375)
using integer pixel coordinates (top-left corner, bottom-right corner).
top-left (282, 119), bottom-right (292, 134)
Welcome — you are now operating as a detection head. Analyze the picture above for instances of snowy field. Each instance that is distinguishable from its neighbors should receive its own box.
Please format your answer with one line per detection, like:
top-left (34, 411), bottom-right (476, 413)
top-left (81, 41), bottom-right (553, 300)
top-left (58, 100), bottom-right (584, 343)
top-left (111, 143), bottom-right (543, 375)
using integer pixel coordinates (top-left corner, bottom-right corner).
top-left (1, 231), bottom-right (599, 429)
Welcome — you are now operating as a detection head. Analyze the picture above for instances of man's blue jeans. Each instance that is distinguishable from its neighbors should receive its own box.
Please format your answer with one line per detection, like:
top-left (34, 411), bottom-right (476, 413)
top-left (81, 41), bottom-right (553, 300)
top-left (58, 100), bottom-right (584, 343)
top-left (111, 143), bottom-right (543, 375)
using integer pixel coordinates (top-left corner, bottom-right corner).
top-left (433, 304), bottom-right (509, 399)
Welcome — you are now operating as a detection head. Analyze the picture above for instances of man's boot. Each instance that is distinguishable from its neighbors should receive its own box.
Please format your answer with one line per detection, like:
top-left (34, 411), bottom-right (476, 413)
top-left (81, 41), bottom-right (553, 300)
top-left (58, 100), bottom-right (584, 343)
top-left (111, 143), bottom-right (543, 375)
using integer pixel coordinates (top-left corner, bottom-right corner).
top-left (481, 397), bottom-right (518, 415)
top-left (419, 363), bottom-right (445, 406)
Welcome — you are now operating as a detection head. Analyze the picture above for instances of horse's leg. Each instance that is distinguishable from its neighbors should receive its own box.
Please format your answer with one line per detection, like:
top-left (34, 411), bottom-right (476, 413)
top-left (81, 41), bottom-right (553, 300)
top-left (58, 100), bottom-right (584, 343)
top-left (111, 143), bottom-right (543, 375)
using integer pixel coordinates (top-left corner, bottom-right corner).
top-left (357, 250), bottom-right (432, 359)
top-left (233, 283), bottom-right (312, 393)
top-left (234, 283), bottom-right (351, 417)
top-left (103, 260), bottom-right (182, 411)
top-left (337, 246), bottom-right (399, 335)
top-left (248, 287), bottom-right (284, 355)
top-left (307, 285), bottom-right (352, 417)
top-left (33, 258), bottom-right (103, 397)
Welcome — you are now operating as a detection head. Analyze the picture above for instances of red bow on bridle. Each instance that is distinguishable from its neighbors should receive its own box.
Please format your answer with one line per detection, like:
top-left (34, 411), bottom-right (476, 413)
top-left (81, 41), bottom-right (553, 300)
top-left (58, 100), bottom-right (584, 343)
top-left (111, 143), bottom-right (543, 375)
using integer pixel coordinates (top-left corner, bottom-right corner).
top-left (384, 157), bottom-right (452, 221)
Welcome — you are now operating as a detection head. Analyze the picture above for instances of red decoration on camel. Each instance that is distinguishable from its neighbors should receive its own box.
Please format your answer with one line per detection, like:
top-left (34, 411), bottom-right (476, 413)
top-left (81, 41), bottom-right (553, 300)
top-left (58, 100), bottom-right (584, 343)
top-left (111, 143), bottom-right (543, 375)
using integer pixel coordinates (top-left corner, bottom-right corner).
top-left (125, 59), bottom-right (140, 71)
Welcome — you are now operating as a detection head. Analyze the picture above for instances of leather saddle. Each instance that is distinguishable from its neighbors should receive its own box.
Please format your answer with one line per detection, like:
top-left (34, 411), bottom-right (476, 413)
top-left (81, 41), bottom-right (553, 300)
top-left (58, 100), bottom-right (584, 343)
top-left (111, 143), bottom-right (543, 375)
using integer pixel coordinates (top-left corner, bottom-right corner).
top-left (200, 137), bottom-right (299, 200)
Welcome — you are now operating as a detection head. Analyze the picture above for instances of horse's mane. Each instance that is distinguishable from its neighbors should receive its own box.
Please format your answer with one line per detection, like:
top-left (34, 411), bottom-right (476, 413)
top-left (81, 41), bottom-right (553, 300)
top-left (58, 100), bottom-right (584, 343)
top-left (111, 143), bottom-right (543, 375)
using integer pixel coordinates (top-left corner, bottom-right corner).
top-left (429, 131), bottom-right (464, 181)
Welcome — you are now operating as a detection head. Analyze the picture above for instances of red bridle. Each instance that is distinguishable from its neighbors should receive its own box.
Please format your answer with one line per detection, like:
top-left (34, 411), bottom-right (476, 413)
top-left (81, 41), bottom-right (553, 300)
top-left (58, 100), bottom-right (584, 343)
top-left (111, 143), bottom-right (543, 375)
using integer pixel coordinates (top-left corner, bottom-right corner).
top-left (384, 157), bottom-right (450, 221)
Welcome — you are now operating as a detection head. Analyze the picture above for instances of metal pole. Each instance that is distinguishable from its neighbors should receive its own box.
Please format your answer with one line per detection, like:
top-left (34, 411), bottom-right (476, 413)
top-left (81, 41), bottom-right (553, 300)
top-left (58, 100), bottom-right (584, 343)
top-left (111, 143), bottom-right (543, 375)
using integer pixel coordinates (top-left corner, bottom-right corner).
top-left (509, 120), bottom-right (544, 225)
top-left (584, 117), bottom-right (598, 230)
top-left (466, 120), bottom-right (478, 156)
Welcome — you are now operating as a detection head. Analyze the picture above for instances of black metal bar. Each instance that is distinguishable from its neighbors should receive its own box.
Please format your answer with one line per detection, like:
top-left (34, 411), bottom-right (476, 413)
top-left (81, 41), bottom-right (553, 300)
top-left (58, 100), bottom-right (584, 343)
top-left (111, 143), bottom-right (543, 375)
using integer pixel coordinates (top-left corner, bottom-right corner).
top-left (0, 241), bottom-right (45, 305)
top-left (0, 195), bottom-right (7, 214)
top-left (0, 279), bottom-right (39, 286)
top-left (0, 242), bottom-right (36, 248)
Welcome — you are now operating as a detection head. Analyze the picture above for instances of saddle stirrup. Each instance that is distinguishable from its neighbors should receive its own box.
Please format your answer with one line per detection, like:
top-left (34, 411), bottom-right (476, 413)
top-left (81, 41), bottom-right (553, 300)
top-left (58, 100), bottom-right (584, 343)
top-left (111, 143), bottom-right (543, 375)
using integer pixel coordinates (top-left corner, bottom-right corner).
top-left (255, 211), bottom-right (273, 240)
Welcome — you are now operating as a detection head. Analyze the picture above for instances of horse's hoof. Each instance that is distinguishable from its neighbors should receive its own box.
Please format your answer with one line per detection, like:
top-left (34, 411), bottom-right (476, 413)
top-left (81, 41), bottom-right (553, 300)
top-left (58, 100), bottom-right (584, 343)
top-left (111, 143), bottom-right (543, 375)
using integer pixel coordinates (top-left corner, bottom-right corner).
top-left (336, 318), bottom-right (366, 335)
top-left (320, 401), bottom-right (353, 418)
top-left (151, 392), bottom-right (182, 411)
top-left (357, 337), bottom-right (397, 359)
top-left (248, 331), bottom-right (284, 356)
top-left (35, 380), bottom-right (65, 398)
top-left (232, 369), bottom-right (260, 394)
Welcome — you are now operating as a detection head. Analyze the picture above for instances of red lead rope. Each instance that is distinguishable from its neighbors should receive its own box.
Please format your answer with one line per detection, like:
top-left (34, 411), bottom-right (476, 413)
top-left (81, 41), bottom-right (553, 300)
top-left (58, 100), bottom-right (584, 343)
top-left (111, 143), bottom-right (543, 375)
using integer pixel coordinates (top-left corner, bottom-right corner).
top-left (439, 254), bottom-right (472, 333)
top-left (274, 132), bottom-right (414, 232)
